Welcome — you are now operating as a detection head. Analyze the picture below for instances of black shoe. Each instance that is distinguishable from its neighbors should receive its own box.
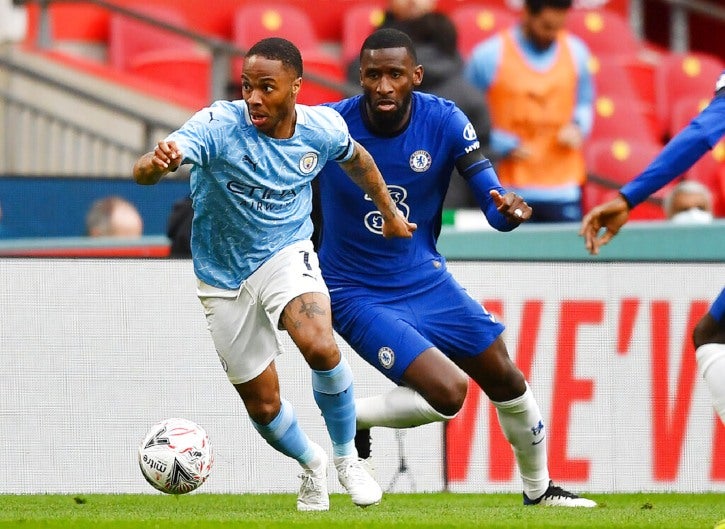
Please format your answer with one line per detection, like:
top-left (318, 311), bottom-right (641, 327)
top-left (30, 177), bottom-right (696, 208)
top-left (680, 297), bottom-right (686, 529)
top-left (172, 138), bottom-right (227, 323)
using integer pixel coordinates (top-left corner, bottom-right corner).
top-left (523, 480), bottom-right (597, 507)
top-left (354, 428), bottom-right (371, 459)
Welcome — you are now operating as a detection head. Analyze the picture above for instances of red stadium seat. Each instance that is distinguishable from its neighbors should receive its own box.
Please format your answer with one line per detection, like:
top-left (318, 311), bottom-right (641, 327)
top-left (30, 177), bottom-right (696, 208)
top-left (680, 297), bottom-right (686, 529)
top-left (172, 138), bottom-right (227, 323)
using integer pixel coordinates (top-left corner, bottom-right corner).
top-left (233, 4), bottom-right (322, 54)
top-left (341, 3), bottom-right (387, 64)
top-left (664, 96), bottom-right (725, 216)
top-left (231, 4), bottom-right (339, 88)
top-left (127, 50), bottom-right (211, 106)
top-left (684, 142), bottom-right (725, 217)
top-left (449, 4), bottom-right (516, 60)
top-left (670, 96), bottom-right (712, 134)
top-left (590, 93), bottom-right (659, 144)
top-left (566, 9), bottom-right (641, 58)
top-left (588, 54), bottom-right (658, 139)
top-left (108, 5), bottom-right (210, 105)
top-left (584, 137), bottom-right (677, 220)
top-left (655, 52), bottom-right (725, 140)
top-left (108, 5), bottom-right (198, 71)
top-left (298, 52), bottom-right (346, 105)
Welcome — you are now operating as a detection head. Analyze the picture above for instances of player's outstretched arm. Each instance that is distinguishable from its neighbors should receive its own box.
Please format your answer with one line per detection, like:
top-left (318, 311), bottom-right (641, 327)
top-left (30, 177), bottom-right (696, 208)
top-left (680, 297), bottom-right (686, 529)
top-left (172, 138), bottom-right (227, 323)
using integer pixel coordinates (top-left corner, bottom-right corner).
top-left (338, 140), bottom-right (417, 239)
top-left (133, 141), bottom-right (183, 185)
top-left (579, 194), bottom-right (630, 255)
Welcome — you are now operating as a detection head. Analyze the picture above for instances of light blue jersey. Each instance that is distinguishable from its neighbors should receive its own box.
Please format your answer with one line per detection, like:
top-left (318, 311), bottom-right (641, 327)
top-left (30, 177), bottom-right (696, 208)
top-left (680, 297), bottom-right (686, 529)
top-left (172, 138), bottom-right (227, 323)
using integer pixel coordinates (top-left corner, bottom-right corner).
top-left (168, 100), bottom-right (354, 289)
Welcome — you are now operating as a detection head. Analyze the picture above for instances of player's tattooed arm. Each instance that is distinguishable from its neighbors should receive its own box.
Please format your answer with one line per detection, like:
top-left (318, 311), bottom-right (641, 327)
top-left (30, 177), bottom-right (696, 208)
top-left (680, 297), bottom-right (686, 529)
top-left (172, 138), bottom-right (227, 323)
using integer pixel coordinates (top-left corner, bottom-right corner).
top-left (339, 141), bottom-right (398, 221)
top-left (338, 141), bottom-right (417, 239)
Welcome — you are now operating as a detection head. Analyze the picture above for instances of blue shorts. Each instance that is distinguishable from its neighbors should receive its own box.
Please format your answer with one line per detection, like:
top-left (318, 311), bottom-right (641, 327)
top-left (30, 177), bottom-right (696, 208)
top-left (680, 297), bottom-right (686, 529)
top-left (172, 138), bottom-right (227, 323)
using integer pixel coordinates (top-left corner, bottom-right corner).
top-left (331, 268), bottom-right (505, 384)
top-left (710, 287), bottom-right (725, 323)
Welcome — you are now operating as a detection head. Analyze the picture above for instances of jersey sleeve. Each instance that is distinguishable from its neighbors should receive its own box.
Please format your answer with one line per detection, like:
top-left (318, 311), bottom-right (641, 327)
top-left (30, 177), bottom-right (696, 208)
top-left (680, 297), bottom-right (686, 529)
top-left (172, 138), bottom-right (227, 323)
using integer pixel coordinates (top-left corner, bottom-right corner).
top-left (447, 105), bottom-right (515, 232)
top-left (318, 106), bottom-right (355, 163)
top-left (620, 91), bottom-right (725, 206)
top-left (166, 107), bottom-right (217, 167)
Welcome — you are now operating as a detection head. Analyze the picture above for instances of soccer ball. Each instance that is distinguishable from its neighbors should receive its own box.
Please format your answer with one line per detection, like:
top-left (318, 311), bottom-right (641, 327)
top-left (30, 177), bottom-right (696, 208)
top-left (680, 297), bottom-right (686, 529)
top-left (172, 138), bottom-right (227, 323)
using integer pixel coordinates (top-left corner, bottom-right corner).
top-left (138, 417), bottom-right (213, 494)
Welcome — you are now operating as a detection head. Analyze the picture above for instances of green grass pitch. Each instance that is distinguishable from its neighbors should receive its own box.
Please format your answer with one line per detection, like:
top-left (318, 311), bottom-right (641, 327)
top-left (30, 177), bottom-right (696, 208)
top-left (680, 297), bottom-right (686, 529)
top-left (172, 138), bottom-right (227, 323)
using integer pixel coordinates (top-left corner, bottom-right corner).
top-left (1, 493), bottom-right (723, 528)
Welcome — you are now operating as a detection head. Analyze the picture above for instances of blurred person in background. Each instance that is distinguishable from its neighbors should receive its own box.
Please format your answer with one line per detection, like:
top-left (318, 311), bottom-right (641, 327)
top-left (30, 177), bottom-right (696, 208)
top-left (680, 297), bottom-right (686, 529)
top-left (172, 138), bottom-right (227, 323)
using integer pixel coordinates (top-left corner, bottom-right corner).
top-left (465, 0), bottom-right (594, 222)
top-left (85, 196), bottom-right (143, 237)
top-left (580, 70), bottom-right (725, 426)
top-left (166, 195), bottom-right (193, 257)
top-left (663, 180), bottom-right (714, 224)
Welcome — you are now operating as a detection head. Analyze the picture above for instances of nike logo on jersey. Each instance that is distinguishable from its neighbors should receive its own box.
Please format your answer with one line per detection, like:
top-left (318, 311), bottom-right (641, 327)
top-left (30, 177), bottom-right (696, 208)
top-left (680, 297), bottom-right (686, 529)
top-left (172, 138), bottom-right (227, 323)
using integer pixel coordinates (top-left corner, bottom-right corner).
top-left (208, 111), bottom-right (218, 122)
top-left (243, 155), bottom-right (257, 171)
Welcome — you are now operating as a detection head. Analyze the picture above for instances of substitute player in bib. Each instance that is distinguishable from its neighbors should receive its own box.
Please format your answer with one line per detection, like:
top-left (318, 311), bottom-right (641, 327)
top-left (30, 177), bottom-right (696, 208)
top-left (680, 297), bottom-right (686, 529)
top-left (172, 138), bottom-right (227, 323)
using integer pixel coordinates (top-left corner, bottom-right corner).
top-left (316, 28), bottom-right (596, 507)
top-left (581, 71), bottom-right (725, 425)
top-left (133, 37), bottom-right (416, 512)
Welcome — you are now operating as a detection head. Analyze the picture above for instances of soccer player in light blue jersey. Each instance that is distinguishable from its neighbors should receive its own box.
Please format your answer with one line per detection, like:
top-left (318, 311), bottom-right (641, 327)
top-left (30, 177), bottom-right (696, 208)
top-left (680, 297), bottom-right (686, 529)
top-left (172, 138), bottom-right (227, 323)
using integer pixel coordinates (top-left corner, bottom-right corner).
top-left (316, 28), bottom-right (595, 507)
top-left (581, 71), bottom-right (725, 426)
top-left (133, 37), bottom-right (416, 512)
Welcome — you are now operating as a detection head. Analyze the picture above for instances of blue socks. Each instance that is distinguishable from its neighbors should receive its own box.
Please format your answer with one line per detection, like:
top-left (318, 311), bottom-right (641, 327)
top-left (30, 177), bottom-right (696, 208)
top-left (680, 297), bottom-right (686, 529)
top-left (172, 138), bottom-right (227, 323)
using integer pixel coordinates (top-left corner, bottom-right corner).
top-left (251, 398), bottom-right (317, 465)
top-left (312, 356), bottom-right (356, 458)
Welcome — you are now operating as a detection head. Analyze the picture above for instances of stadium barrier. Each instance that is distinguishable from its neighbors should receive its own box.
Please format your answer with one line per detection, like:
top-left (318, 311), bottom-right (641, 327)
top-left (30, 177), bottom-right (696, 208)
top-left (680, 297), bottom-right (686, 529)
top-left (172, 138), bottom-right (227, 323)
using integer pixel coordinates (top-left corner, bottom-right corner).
top-left (1, 223), bottom-right (723, 494)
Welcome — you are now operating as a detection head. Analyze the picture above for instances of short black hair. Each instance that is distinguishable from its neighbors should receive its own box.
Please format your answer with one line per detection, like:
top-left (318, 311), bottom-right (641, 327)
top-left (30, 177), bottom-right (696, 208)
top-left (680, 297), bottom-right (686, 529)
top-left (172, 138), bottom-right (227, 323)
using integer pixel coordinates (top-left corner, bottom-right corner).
top-left (359, 28), bottom-right (417, 63)
top-left (525, 0), bottom-right (573, 15)
top-left (246, 37), bottom-right (303, 77)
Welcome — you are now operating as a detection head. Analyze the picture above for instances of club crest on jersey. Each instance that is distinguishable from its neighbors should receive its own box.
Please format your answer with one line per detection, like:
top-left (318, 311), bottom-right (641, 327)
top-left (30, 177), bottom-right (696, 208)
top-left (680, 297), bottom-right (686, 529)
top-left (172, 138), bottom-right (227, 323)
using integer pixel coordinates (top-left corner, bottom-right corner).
top-left (463, 123), bottom-right (477, 141)
top-left (409, 150), bottom-right (432, 172)
top-left (378, 347), bottom-right (395, 369)
top-left (299, 152), bottom-right (318, 174)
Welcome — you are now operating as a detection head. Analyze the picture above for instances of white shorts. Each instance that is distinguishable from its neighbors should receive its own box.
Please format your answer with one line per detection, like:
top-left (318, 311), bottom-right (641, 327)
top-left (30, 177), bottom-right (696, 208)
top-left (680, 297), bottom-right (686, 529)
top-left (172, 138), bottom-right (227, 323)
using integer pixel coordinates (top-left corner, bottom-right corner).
top-left (197, 239), bottom-right (329, 385)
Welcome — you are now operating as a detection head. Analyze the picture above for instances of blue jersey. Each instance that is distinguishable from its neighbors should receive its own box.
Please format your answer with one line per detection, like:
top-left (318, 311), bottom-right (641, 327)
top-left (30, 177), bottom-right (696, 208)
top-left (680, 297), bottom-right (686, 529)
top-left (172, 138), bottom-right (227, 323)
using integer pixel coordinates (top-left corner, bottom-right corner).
top-left (621, 72), bottom-right (725, 206)
top-left (167, 100), bottom-right (354, 289)
top-left (318, 92), bottom-right (485, 289)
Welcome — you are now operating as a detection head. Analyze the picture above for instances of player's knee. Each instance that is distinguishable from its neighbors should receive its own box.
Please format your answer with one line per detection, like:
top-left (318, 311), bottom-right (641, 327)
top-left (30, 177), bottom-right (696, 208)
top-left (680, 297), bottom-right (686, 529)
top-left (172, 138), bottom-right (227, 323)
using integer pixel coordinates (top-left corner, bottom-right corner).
top-left (430, 374), bottom-right (468, 417)
top-left (693, 315), bottom-right (715, 349)
top-left (482, 362), bottom-right (526, 402)
top-left (299, 334), bottom-right (340, 370)
top-left (246, 400), bottom-right (281, 426)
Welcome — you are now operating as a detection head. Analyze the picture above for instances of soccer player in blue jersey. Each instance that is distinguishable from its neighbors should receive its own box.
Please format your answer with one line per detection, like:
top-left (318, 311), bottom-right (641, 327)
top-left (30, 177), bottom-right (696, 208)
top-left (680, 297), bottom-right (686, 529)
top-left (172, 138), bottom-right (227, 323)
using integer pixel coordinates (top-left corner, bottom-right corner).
top-left (133, 37), bottom-right (416, 512)
top-left (316, 28), bottom-right (596, 507)
top-left (581, 71), bottom-right (725, 426)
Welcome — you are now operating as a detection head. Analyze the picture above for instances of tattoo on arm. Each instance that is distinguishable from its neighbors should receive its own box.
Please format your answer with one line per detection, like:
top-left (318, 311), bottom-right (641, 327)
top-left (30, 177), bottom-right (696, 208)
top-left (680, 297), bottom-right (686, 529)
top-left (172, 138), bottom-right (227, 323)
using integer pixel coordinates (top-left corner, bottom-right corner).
top-left (340, 143), bottom-right (395, 219)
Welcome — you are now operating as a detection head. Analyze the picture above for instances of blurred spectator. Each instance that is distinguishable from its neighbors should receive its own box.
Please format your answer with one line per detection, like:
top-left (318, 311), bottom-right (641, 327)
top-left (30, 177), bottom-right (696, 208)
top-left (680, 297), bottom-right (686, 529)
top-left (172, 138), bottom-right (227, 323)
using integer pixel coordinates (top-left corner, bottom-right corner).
top-left (85, 196), bottom-right (143, 237)
top-left (346, 0), bottom-right (495, 207)
top-left (166, 195), bottom-right (193, 257)
top-left (465, 0), bottom-right (594, 222)
top-left (664, 180), bottom-right (714, 224)
top-left (0, 0), bottom-right (27, 43)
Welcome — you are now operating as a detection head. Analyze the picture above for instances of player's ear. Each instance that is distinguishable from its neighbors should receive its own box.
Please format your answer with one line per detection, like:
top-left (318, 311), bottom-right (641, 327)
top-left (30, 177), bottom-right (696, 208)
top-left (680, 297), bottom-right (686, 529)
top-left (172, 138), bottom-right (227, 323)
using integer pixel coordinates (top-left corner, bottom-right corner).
top-left (291, 77), bottom-right (302, 96)
top-left (413, 65), bottom-right (424, 87)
